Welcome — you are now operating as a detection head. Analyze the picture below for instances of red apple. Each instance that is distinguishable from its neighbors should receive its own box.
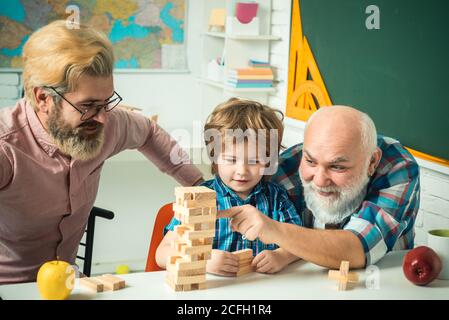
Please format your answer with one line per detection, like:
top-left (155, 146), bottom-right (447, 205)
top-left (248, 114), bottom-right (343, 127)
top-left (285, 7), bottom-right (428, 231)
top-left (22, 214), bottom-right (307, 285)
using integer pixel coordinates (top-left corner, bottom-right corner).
top-left (402, 246), bottom-right (442, 286)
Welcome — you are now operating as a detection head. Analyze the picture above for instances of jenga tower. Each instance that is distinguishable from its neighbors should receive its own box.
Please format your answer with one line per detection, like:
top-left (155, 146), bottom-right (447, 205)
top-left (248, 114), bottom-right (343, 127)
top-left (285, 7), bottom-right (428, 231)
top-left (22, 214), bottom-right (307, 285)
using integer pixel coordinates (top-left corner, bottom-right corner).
top-left (165, 186), bottom-right (217, 291)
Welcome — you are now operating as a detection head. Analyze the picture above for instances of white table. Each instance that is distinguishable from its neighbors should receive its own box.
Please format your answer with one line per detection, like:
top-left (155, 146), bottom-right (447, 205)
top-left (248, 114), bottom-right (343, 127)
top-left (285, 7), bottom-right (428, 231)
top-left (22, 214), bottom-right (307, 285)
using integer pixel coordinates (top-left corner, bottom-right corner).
top-left (1, 251), bottom-right (448, 300)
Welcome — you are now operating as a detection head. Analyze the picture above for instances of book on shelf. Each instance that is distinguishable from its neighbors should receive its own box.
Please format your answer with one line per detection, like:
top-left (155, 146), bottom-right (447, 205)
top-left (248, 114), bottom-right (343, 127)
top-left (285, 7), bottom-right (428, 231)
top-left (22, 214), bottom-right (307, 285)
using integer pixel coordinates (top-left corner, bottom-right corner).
top-left (226, 82), bottom-right (273, 88)
top-left (227, 79), bottom-right (273, 85)
top-left (228, 67), bottom-right (273, 76)
top-left (249, 59), bottom-right (270, 68)
top-left (227, 74), bottom-right (274, 80)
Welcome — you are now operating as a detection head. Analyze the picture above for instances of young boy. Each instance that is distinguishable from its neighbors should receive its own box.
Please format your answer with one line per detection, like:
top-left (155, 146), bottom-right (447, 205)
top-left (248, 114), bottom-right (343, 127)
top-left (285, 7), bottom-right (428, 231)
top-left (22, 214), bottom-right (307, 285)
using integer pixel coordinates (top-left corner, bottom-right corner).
top-left (156, 98), bottom-right (302, 276)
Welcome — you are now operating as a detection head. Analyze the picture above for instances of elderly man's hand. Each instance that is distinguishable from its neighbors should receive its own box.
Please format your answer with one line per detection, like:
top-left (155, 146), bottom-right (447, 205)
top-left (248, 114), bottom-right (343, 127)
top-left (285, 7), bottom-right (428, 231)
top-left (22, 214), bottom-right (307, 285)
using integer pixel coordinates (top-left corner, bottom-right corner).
top-left (217, 204), bottom-right (276, 244)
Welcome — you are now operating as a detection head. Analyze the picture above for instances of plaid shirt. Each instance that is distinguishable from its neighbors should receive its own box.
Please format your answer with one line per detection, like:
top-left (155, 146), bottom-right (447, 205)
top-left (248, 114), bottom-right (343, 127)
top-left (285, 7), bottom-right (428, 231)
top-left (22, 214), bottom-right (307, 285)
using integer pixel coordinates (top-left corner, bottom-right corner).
top-left (164, 176), bottom-right (302, 255)
top-left (271, 135), bottom-right (420, 265)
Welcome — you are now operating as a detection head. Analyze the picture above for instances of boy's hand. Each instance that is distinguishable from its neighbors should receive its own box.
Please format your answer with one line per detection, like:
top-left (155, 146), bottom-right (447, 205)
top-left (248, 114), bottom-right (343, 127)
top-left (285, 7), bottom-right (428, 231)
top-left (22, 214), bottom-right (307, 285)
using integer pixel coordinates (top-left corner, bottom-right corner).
top-left (252, 249), bottom-right (292, 274)
top-left (206, 249), bottom-right (239, 276)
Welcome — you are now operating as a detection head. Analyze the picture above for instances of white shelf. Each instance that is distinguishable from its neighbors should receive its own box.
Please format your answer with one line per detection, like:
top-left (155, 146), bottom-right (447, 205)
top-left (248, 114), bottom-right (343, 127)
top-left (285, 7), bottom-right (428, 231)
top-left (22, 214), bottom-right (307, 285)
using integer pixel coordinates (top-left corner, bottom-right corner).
top-left (203, 32), bottom-right (281, 41)
top-left (198, 77), bottom-right (276, 93)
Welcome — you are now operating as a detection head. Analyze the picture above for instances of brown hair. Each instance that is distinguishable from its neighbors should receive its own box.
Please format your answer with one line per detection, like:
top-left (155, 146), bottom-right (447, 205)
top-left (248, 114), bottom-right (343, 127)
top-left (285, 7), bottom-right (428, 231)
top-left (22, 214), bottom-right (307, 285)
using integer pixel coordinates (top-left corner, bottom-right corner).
top-left (204, 98), bottom-right (285, 174)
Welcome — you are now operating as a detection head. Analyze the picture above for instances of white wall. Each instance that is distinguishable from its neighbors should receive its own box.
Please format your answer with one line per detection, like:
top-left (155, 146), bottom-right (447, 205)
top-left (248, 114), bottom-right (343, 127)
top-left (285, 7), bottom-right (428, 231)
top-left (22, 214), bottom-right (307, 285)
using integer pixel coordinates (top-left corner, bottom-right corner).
top-left (1, 0), bottom-right (448, 274)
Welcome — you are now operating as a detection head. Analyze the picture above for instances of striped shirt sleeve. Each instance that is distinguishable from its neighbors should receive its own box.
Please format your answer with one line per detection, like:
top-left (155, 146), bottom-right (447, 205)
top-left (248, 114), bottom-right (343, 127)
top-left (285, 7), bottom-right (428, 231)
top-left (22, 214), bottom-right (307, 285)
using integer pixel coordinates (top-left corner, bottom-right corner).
top-left (344, 140), bottom-right (420, 265)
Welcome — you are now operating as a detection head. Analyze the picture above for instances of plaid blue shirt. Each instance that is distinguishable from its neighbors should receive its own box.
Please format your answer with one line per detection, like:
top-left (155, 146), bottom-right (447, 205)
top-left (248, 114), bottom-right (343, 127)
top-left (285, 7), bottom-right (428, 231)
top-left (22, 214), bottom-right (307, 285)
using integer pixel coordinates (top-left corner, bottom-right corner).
top-left (271, 135), bottom-right (420, 265)
top-left (164, 176), bottom-right (302, 255)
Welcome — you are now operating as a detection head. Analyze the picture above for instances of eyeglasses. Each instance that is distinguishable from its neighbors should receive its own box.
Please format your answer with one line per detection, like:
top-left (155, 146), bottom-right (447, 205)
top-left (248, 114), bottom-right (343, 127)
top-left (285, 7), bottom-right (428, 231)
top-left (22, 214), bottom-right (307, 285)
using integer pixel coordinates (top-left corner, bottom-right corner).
top-left (46, 86), bottom-right (122, 121)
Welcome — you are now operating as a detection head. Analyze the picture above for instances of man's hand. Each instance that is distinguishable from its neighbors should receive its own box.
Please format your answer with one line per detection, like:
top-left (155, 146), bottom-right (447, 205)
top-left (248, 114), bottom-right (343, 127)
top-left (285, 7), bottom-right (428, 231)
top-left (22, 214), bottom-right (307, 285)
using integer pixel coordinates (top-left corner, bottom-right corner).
top-left (206, 249), bottom-right (239, 276)
top-left (252, 249), bottom-right (299, 274)
top-left (218, 204), bottom-right (277, 244)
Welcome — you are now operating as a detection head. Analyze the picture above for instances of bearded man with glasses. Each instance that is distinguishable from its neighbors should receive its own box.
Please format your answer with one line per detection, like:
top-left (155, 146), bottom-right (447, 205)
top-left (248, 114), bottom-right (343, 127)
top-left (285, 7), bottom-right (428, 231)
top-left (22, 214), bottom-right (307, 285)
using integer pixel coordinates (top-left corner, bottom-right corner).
top-left (0, 20), bottom-right (203, 284)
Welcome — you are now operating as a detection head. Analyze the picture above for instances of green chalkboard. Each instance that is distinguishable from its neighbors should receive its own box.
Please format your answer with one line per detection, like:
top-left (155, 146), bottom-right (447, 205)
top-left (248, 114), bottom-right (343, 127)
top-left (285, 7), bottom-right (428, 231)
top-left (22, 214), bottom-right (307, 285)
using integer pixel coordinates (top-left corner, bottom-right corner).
top-left (299, 0), bottom-right (449, 160)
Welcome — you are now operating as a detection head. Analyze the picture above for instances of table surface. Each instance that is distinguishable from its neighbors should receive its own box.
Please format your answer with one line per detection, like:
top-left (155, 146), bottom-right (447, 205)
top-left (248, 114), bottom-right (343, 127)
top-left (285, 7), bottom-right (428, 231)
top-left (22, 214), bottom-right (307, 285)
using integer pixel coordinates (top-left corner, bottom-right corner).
top-left (1, 251), bottom-right (448, 300)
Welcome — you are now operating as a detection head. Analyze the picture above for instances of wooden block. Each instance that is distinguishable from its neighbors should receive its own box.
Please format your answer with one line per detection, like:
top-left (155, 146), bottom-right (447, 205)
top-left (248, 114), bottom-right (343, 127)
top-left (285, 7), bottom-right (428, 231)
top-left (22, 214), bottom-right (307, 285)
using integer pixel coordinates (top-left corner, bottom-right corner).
top-left (199, 237), bottom-right (213, 245)
top-left (173, 274), bottom-right (206, 285)
top-left (338, 280), bottom-right (347, 291)
top-left (181, 252), bottom-right (212, 262)
top-left (180, 229), bottom-right (216, 241)
top-left (175, 186), bottom-right (216, 201)
top-left (339, 261), bottom-right (349, 276)
top-left (96, 274), bottom-right (125, 291)
top-left (79, 277), bottom-right (104, 292)
top-left (200, 207), bottom-right (218, 217)
top-left (188, 214), bottom-right (217, 224)
top-left (193, 190), bottom-right (216, 201)
top-left (236, 265), bottom-right (254, 276)
top-left (165, 275), bottom-right (183, 291)
top-left (169, 255), bottom-right (183, 264)
top-left (173, 203), bottom-right (203, 216)
top-left (232, 249), bottom-right (253, 260)
top-left (167, 263), bottom-right (206, 276)
top-left (174, 187), bottom-right (194, 198)
top-left (183, 199), bottom-right (216, 208)
top-left (174, 225), bottom-right (192, 235)
top-left (175, 259), bottom-right (207, 271)
top-left (178, 213), bottom-right (217, 224)
top-left (102, 274), bottom-right (125, 289)
top-left (181, 244), bottom-right (213, 255)
top-left (238, 257), bottom-right (253, 266)
top-left (328, 270), bottom-right (359, 282)
top-left (184, 222), bottom-right (215, 231)
top-left (328, 261), bottom-right (358, 291)
top-left (96, 277), bottom-right (120, 291)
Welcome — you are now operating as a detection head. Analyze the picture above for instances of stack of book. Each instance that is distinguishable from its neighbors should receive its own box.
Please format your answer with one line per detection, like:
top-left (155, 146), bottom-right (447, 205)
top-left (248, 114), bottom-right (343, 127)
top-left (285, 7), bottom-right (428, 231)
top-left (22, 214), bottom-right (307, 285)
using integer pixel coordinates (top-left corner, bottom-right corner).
top-left (249, 59), bottom-right (270, 68)
top-left (226, 66), bottom-right (274, 88)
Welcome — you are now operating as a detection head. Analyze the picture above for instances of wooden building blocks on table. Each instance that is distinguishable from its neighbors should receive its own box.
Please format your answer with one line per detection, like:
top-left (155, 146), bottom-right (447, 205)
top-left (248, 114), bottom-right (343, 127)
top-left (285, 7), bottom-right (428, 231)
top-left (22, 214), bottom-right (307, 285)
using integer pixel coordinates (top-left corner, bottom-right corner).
top-left (166, 186), bottom-right (217, 291)
top-left (232, 249), bottom-right (254, 276)
top-left (79, 274), bottom-right (125, 292)
top-left (328, 261), bottom-right (359, 291)
top-left (79, 277), bottom-right (104, 292)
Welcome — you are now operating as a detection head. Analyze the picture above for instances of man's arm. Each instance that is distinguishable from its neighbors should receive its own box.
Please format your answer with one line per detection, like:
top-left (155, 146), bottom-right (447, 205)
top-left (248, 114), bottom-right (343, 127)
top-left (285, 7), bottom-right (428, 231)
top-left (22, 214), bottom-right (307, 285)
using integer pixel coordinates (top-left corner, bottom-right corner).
top-left (0, 144), bottom-right (13, 190)
top-left (272, 222), bottom-right (365, 269)
top-left (219, 205), bottom-right (365, 269)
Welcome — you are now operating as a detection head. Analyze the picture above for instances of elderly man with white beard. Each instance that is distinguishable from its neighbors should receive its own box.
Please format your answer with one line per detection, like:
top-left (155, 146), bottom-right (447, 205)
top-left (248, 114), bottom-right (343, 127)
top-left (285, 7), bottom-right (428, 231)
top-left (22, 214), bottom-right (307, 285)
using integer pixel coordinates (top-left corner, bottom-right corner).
top-left (218, 106), bottom-right (420, 269)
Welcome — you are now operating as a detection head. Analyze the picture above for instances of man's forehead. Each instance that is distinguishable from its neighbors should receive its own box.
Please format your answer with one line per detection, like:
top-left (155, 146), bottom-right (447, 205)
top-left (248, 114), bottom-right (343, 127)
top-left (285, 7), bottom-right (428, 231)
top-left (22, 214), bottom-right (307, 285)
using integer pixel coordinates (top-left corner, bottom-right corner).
top-left (303, 144), bottom-right (354, 164)
top-left (71, 75), bottom-right (114, 101)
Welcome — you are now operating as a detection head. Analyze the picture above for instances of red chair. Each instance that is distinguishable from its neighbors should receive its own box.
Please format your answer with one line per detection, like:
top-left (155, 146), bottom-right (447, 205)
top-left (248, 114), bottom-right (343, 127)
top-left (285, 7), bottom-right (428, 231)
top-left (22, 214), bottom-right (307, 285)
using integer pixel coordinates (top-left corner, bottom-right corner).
top-left (145, 203), bottom-right (174, 272)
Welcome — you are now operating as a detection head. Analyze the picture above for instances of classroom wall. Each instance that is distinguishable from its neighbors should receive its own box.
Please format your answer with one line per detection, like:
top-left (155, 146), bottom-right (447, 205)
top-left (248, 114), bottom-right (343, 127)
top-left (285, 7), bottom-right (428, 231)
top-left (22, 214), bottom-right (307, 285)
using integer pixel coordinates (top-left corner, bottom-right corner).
top-left (0, 0), bottom-right (448, 273)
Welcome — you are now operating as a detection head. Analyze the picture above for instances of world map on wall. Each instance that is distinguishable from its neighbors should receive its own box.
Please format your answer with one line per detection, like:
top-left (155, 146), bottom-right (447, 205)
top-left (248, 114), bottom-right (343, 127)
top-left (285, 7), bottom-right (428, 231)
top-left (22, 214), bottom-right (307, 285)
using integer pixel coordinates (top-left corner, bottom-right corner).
top-left (0, 0), bottom-right (186, 70)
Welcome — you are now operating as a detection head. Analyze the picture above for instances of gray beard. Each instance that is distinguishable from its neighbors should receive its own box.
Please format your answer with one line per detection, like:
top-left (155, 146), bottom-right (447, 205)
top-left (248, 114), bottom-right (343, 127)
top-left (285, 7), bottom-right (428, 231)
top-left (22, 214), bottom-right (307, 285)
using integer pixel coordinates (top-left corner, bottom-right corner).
top-left (300, 172), bottom-right (370, 225)
top-left (47, 106), bottom-right (104, 161)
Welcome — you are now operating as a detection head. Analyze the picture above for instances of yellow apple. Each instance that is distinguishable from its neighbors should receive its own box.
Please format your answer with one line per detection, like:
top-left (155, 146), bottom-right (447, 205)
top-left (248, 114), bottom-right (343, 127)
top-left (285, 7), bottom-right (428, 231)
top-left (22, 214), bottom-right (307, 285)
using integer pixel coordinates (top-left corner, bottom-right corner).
top-left (37, 260), bottom-right (75, 300)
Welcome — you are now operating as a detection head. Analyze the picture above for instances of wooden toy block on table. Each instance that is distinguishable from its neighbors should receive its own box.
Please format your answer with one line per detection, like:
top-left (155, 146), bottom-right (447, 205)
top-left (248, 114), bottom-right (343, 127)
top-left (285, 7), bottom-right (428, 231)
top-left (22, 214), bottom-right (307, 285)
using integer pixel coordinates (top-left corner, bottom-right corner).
top-left (79, 277), bottom-right (104, 292)
top-left (328, 261), bottom-right (359, 291)
top-left (79, 274), bottom-right (125, 293)
top-left (232, 249), bottom-right (254, 276)
top-left (166, 187), bottom-right (217, 292)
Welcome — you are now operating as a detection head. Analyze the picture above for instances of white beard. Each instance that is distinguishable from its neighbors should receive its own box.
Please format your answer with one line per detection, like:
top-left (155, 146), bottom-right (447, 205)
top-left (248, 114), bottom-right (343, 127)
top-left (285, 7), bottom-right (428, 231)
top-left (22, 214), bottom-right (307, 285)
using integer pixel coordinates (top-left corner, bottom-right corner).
top-left (300, 170), bottom-right (370, 225)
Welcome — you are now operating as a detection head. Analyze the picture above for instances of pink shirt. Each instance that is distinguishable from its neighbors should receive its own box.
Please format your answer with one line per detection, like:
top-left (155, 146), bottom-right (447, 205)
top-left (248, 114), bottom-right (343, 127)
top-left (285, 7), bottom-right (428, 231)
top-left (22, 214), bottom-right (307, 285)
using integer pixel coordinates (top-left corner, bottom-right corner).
top-left (0, 99), bottom-right (203, 284)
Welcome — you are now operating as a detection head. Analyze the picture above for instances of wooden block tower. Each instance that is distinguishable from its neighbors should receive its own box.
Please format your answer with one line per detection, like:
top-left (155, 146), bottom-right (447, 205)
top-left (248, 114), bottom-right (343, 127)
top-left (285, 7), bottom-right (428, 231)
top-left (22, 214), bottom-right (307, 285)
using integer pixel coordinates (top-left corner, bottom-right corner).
top-left (165, 186), bottom-right (217, 291)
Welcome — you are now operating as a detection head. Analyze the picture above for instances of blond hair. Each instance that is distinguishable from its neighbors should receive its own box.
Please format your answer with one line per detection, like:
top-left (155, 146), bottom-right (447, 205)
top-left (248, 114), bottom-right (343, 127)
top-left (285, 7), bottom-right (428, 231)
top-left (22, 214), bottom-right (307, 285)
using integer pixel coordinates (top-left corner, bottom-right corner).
top-left (22, 20), bottom-right (114, 110)
top-left (204, 98), bottom-right (284, 174)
